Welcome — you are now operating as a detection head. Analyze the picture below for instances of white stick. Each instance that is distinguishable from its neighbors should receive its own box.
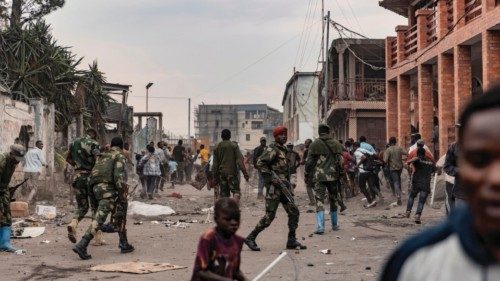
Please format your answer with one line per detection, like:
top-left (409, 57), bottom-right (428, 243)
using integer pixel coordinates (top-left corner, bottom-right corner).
top-left (430, 174), bottom-right (438, 206)
top-left (252, 251), bottom-right (288, 281)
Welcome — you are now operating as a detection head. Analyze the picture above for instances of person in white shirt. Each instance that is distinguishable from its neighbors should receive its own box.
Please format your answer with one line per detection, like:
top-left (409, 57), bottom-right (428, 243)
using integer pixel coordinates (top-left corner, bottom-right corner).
top-left (23, 140), bottom-right (47, 203)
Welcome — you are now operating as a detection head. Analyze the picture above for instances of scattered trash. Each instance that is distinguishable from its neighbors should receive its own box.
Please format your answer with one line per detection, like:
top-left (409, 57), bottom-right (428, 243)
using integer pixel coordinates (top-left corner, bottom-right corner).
top-left (151, 221), bottom-right (159, 225)
top-left (90, 262), bottom-right (187, 274)
top-left (326, 262), bottom-right (334, 266)
top-left (365, 266), bottom-right (372, 270)
top-left (308, 233), bottom-right (314, 238)
top-left (307, 263), bottom-right (314, 267)
top-left (128, 201), bottom-right (175, 216)
top-left (133, 221), bottom-right (143, 225)
top-left (393, 240), bottom-right (399, 244)
top-left (173, 222), bottom-right (189, 229)
top-left (35, 205), bottom-right (57, 219)
top-left (12, 227), bottom-right (46, 238)
top-left (301, 237), bottom-right (305, 241)
top-left (201, 206), bottom-right (214, 213)
top-left (166, 192), bottom-right (182, 199)
top-left (351, 237), bottom-right (356, 241)
top-left (320, 249), bottom-right (331, 255)
top-left (11, 202), bottom-right (29, 218)
top-left (335, 236), bottom-right (341, 239)
top-left (361, 198), bottom-right (367, 202)
top-left (389, 202), bottom-right (398, 208)
top-left (40, 240), bottom-right (50, 244)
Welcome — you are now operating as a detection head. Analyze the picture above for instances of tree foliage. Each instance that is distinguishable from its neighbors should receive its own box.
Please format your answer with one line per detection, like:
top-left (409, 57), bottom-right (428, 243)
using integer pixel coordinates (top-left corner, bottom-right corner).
top-left (0, 0), bottom-right (65, 28)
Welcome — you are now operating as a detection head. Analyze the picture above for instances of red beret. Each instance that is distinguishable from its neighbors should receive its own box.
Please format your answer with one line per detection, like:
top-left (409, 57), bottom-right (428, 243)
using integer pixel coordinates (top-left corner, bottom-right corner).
top-left (273, 126), bottom-right (287, 138)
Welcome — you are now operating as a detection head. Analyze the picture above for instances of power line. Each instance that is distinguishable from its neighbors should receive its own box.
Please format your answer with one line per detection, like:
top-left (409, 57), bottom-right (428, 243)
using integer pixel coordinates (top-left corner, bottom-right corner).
top-left (334, 0), bottom-right (354, 29)
top-left (294, 0), bottom-right (314, 68)
top-left (298, 0), bottom-right (320, 68)
top-left (345, 0), bottom-right (366, 35)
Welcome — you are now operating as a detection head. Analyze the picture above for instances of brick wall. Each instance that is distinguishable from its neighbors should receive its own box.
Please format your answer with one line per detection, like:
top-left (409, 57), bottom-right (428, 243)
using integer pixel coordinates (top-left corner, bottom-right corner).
top-left (418, 64), bottom-right (434, 145)
top-left (438, 53), bottom-right (455, 156)
top-left (454, 45), bottom-right (472, 122)
top-left (482, 30), bottom-right (500, 90)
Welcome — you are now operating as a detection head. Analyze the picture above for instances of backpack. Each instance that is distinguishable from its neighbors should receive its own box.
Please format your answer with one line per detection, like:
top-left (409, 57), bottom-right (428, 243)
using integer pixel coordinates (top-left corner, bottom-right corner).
top-left (362, 153), bottom-right (377, 172)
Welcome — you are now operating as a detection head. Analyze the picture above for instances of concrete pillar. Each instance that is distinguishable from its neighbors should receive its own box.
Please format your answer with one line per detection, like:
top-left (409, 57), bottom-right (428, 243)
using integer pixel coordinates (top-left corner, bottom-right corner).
top-left (386, 37), bottom-right (396, 67)
top-left (397, 75), bottom-right (411, 147)
top-left (482, 30), bottom-right (500, 91)
top-left (386, 81), bottom-right (398, 139)
top-left (416, 9), bottom-right (433, 50)
top-left (483, 0), bottom-right (496, 12)
top-left (348, 51), bottom-right (356, 99)
top-left (336, 44), bottom-right (347, 99)
top-left (396, 26), bottom-right (409, 62)
top-left (435, 0), bottom-right (451, 39)
top-left (452, 0), bottom-right (465, 31)
top-left (454, 45), bottom-right (472, 122)
top-left (418, 64), bottom-right (434, 145)
top-left (438, 53), bottom-right (455, 156)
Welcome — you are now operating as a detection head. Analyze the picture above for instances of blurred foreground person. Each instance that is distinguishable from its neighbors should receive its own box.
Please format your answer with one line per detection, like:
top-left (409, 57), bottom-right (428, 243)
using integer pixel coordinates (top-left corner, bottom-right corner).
top-left (381, 87), bottom-right (500, 280)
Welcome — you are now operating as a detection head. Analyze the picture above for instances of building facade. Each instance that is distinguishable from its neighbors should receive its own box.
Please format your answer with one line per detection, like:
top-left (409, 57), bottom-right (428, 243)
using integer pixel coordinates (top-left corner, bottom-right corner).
top-left (282, 72), bottom-right (320, 145)
top-left (380, 0), bottom-right (500, 156)
top-left (195, 104), bottom-right (282, 150)
top-left (319, 38), bottom-right (387, 149)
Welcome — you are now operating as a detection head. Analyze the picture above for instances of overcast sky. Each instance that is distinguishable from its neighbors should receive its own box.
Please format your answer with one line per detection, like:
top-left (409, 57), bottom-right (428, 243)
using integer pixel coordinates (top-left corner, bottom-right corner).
top-left (46, 0), bottom-right (405, 136)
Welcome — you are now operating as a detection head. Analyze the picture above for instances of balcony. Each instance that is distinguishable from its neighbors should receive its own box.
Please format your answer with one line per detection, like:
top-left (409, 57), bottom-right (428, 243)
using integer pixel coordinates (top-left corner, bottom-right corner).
top-left (427, 10), bottom-right (437, 44)
top-left (465, 0), bottom-right (482, 23)
top-left (404, 24), bottom-right (418, 57)
top-left (327, 78), bottom-right (386, 111)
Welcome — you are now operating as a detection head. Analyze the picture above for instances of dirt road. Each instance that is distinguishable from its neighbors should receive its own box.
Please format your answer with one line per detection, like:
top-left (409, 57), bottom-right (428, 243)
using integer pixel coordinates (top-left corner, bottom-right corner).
top-left (1, 181), bottom-right (445, 281)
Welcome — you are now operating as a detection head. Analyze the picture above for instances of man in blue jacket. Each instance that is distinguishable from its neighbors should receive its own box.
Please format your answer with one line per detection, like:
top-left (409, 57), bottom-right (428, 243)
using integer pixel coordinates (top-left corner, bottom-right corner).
top-left (381, 86), bottom-right (500, 280)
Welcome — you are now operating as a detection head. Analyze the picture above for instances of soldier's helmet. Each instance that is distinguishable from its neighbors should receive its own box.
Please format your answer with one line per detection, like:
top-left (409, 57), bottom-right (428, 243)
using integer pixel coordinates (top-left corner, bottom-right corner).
top-left (10, 144), bottom-right (26, 162)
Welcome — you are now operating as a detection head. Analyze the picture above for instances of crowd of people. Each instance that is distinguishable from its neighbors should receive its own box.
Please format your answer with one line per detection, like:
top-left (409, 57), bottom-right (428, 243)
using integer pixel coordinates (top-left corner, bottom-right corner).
top-left (1, 88), bottom-right (499, 281)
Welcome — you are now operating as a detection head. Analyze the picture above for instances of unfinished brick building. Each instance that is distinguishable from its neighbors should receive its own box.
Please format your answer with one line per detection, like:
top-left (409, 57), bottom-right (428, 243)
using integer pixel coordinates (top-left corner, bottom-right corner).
top-left (380, 0), bottom-right (500, 156)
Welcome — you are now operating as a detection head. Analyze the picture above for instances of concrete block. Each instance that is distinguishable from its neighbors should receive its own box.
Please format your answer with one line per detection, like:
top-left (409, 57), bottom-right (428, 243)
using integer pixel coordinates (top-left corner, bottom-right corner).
top-left (10, 201), bottom-right (29, 218)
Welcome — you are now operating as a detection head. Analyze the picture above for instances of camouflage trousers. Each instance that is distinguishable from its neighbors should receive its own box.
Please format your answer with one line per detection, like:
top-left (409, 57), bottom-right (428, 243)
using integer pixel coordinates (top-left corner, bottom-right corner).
top-left (251, 186), bottom-right (299, 239)
top-left (314, 181), bottom-right (341, 212)
top-left (72, 171), bottom-right (98, 221)
top-left (218, 174), bottom-right (241, 198)
top-left (85, 183), bottom-right (118, 237)
top-left (0, 191), bottom-right (11, 226)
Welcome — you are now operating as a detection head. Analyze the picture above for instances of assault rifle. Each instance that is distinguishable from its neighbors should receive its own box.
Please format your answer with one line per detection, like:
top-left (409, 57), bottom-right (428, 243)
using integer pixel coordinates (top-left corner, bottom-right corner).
top-left (9, 178), bottom-right (29, 201)
top-left (102, 183), bottom-right (138, 233)
top-left (270, 171), bottom-right (295, 204)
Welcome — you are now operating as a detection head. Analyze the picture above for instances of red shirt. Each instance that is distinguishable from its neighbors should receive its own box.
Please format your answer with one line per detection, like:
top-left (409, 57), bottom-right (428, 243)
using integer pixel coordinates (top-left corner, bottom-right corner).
top-left (191, 228), bottom-right (244, 281)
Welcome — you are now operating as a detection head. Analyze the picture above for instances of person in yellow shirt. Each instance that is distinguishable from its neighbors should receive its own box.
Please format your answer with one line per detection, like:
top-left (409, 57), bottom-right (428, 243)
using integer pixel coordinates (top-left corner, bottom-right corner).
top-left (200, 144), bottom-right (209, 165)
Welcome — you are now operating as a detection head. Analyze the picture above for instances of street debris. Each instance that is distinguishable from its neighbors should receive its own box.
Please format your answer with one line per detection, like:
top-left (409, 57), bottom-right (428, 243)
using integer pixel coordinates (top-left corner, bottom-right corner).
top-left (326, 262), bottom-right (334, 266)
top-left (89, 262), bottom-right (187, 274)
top-left (12, 226), bottom-right (46, 238)
top-left (128, 201), bottom-right (175, 216)
top-left (319, 249), bottom-right (331, 254)
top-left (35, 205), bottom-right (57, 219)
top-left (201, 206), bottom-right (214, 213)
top-left (351, 237), bottom-right (356, 241)
top-left (166, 192), bottom-right (182, 199)
top-left (335, 236), bottom-right (341, 239)
top-left (40, 240), bottom-right (50, 244)
top-left (307, 263), bottom-right (314, 267)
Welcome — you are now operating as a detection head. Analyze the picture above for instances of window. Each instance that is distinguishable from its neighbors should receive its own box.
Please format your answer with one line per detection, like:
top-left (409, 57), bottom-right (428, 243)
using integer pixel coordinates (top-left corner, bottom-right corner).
top-left (242, 123), bottom-right (245, 128)
top-left (246, 134), bottom-right (250, 141)
top-left (215, 120), bottom-right (219, 128)
top-left (230, 120), bottom-right (233, 125)
top-left (251, 121), bottom-right (263, 130)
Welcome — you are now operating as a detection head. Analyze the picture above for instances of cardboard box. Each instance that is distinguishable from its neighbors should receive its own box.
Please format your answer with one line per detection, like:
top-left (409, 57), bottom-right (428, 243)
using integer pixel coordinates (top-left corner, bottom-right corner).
top-left (10, 201), bottom-right (29, 218)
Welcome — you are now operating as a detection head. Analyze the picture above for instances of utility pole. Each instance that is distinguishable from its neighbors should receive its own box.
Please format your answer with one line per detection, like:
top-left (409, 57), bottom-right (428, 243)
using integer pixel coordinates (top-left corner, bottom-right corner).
top-left (146, 82), bottom-right (153, 113)
top-left (324, 11), bottom-right (330, 122)
top-left (321, 0), bottom-right (325, 63)
top-left (188, 98), bottom-right (191, 141)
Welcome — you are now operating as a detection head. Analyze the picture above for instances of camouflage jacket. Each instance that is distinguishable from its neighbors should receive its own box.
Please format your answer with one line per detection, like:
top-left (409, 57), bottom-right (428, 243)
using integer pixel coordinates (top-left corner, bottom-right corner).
top-left (69, 135), bottom-right (100, 171)
top-left (212, 140), bottom-right (247, 177)
top-left (89, 147), bottom-right (125, 190)
top-left (305, 135), bottom-right (344, 182)
top-left (256, 142), bottom-right (290, 182)
top-left (0, 152), bottom-right (17, 193)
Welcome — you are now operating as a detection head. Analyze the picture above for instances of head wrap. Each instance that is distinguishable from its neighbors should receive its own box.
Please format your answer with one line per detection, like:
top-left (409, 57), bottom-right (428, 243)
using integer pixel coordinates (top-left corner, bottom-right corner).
top-left (272, 126), bottom-right (287, 138)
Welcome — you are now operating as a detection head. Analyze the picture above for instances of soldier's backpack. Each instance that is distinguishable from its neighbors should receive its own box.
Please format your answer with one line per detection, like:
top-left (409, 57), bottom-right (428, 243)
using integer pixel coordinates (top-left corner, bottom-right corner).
top-left (362, 153), bottom-right (377, 172)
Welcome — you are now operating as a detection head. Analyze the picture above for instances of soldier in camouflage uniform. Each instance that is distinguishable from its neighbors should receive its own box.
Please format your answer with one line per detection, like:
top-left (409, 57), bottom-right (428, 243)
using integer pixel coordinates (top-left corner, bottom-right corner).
top-left (72, 137), bottom-right (134, 260)
top-left (66, 128), bottom-right (101, 243)
top-left (212, 129), bottom-right (249, 204)
top-left (0, 145), bottom-right (25, 253)
top-left (244, 126), bottom-right (306, 251)
top-left (305, 124), bottom-right (345, 234)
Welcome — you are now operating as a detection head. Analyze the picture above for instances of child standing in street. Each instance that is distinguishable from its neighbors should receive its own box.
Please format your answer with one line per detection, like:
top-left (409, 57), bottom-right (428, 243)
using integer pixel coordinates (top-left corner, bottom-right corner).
top-left (191, 198), bottom-right (248, 281)
top-left (406, 147), bottom-right (436, 224)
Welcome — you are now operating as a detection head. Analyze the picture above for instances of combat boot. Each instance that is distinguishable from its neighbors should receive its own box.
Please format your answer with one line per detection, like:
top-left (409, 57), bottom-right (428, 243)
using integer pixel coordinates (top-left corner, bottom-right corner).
top-left (118, 231), bottom-right (135, 253)
top-left (72, 234), bottom-right (93, 260)
top-left (244, 231), bottom-right (261, 251)
top-left (92, 230), bottom-right (106, 246)
top-left (67, 219), bottom-right (78, 243)
top-left (339, 201), bottom-right (347, 213)
top-left (415, 214), bottom-right (422, 224)
top-left (286, 238), bottom-right (307, 250)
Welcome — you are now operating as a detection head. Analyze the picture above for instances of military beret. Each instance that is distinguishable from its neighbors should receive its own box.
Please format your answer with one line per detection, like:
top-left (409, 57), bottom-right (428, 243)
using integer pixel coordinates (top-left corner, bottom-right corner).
top-left (272, 126), bottom-right (287, 138)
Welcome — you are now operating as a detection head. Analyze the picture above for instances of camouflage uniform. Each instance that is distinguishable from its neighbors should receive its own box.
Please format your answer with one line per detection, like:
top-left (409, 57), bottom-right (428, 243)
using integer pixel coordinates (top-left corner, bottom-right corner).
top-left (0, 153), bottom-right (18, 226)
top-left (305, 135), bottom-right (344, 212)
top-left (69, 135), bottom-right (100, 220)
top-left (85, 147), bottom-right (125, 237)
top-left (248, 143), bottom-right (300, 241)
top-left (212, 140), bottom-right (247, 198)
